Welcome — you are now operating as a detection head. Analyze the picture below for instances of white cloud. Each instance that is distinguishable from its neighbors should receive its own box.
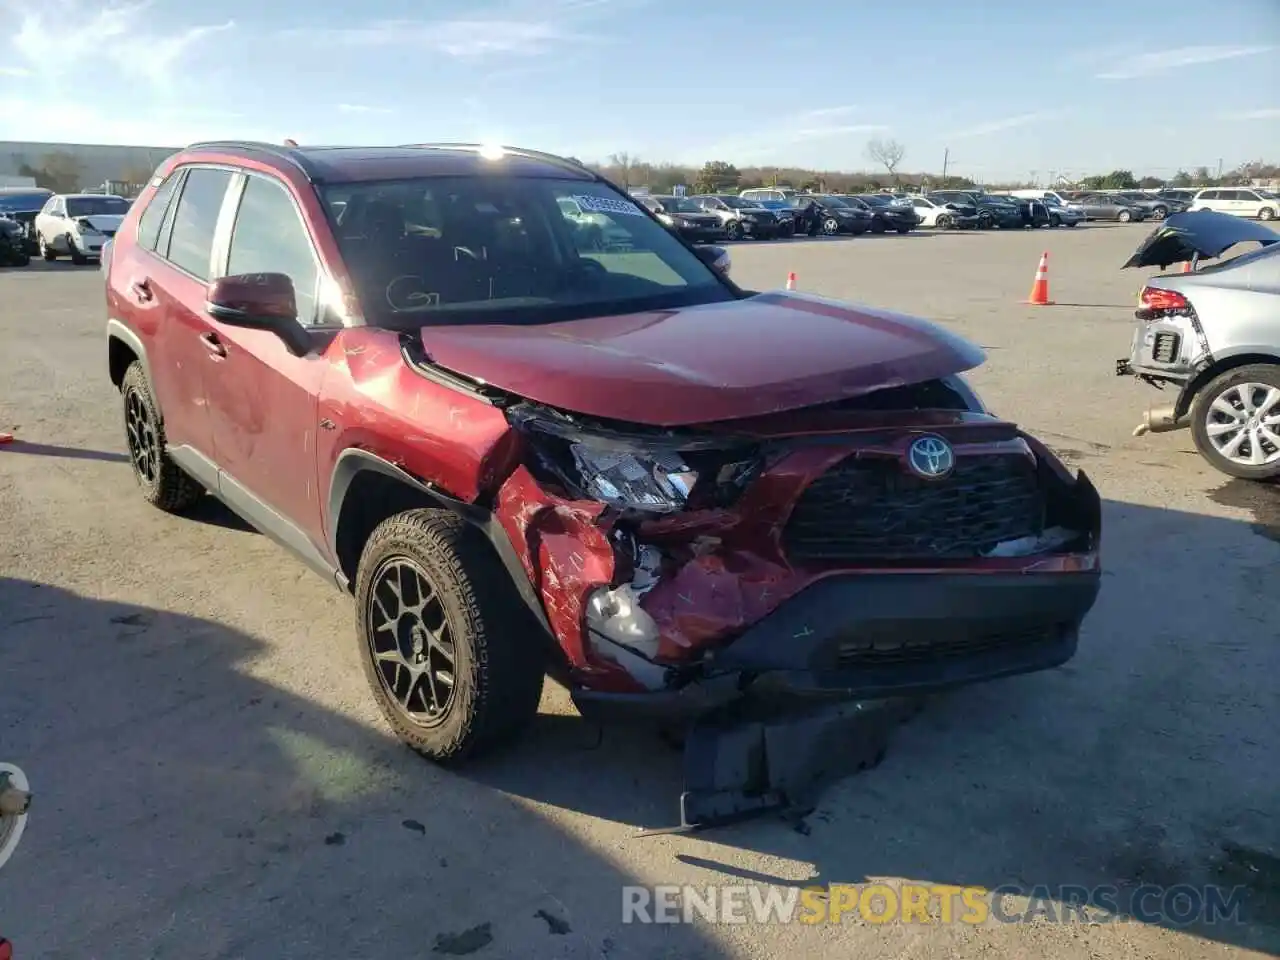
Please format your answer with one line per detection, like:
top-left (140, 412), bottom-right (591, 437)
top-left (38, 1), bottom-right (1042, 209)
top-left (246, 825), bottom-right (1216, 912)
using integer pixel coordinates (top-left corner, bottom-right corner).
top-left (947, 112), bottom-right (1055, 140)
top-left (793, 105), bottom-right (861, 122)
top-left (0, 65), bottom-right (31, 77)
top-left (1096, 45), bottom-right (1274, 80)
top-left (1221, 106), bottom-right (1280, 121)
top-left (291, 19), bottom-right (575, 58)
top-left (3, 0), bottom-right (234, 88)
top-left (336, 103), bottom-right (394, 115)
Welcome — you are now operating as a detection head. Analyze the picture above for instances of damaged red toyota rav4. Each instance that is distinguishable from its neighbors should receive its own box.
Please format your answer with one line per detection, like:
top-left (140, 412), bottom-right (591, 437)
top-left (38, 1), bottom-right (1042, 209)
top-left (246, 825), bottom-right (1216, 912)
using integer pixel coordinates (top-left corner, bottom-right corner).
top-left (104, 142), bottom-right (1102, 828)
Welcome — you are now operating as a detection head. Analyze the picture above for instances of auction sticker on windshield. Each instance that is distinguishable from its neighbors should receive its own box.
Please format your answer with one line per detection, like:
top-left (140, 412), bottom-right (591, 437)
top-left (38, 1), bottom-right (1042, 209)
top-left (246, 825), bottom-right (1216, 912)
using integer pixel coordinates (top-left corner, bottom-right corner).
top-left (574, 195), bottom-right (646, 217)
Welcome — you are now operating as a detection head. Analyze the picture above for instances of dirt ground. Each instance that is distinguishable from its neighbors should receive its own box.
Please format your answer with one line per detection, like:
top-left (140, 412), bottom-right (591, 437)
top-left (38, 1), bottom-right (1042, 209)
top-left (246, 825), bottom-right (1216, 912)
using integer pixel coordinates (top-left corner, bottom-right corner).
top-left (1, 222), bottom-right (1277, 959)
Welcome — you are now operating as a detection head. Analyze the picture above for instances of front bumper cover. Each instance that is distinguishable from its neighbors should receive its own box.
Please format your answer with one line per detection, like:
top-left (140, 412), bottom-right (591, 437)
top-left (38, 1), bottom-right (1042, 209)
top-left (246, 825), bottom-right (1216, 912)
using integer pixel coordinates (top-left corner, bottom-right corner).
top-left (580, 566), bottom-right (1101, 832)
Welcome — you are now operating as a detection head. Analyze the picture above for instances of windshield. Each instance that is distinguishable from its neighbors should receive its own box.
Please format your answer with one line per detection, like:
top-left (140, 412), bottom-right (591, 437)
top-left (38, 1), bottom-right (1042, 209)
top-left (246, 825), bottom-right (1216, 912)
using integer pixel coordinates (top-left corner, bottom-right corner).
top-left (657, 196), bottom-right (702, 214)
top-left (322, 177), bottom-right (733, 329)
top-left (0, 192), bottom-right (52, 213)
top-left (66, 196), bottom-right (129, 217)
top-left (857, 194), bottom-right (892, 206)
top-left (815, 195), bottom-right (849, 208)
top-left (719, 196), bottom-right (755, 209)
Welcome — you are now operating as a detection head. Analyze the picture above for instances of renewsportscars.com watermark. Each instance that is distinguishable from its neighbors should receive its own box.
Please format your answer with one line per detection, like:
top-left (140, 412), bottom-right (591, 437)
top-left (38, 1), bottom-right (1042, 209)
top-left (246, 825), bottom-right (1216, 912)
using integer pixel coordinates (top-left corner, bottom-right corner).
top-left (622, 882), bottom-right (1250, 926)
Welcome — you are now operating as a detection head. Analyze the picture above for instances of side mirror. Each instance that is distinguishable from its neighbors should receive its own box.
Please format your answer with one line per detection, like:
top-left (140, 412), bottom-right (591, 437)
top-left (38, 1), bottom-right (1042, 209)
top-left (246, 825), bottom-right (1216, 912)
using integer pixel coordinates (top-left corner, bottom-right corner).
top-left (205, 273), bottom-right (312, 356)
top-left (693, 244), bottom-right (731, 277)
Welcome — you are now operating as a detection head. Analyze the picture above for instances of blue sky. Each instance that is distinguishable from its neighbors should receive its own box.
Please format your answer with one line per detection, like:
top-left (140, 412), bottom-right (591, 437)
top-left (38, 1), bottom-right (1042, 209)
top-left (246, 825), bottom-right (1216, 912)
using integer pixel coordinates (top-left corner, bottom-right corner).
top-left (1, 0), bottom-right (1277, 181)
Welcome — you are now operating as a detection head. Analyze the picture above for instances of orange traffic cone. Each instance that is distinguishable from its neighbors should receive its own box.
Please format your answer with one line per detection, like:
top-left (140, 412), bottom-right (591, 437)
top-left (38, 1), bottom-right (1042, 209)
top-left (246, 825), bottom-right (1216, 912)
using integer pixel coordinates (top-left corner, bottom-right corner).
top-left (1025, 252), bottom-right (1052, 305)
top-left (0, 432), bottom-right (12, 445)
top-left (785, 271), bottom-right (796, 291)
top-left (1181, 260), bottom-right (1194, 273)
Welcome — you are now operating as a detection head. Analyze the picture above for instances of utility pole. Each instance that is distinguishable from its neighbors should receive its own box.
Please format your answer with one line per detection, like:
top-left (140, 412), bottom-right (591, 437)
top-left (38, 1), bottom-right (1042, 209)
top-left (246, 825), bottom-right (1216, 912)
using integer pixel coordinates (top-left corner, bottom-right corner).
top-left (942, 147), bottom-right (949, 180)
top-left (1217, 158), bottom-right (1223, 180)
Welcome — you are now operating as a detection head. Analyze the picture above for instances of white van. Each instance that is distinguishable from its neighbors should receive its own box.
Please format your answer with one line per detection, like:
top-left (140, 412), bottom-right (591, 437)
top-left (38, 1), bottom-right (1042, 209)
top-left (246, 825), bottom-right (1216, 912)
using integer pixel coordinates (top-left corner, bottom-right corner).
top-left (1189, 187), bottom-right (1279, 221)
top-left (1011, 189), bottom-right (1075, 207)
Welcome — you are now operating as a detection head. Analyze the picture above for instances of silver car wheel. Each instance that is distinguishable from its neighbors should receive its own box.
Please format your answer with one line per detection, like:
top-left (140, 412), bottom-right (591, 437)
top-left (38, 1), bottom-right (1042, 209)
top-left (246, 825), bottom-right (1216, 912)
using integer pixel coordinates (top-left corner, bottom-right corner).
top-left (1205, 383), bottom-right (1280, 467)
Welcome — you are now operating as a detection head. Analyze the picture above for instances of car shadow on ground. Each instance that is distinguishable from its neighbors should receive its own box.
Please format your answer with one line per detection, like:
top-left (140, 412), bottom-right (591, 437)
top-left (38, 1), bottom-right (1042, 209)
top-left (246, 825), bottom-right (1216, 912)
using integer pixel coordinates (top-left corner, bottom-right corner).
top-left (461, 495), bottom-right (1280, 955)
top-left (0, 578), bottom-right (729, 959)
top-left (0, 440), bottom-right (129, 463)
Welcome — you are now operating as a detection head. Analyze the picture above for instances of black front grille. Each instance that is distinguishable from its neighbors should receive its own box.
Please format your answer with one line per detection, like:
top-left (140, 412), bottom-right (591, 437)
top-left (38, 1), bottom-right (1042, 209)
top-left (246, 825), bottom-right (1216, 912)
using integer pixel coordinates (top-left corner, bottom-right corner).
top-left (1152, 332), bottom-right (1181, 363)
top-left (835, 623), bottom-right (1067, 668)
top-left (784, 454), bottom-right (1045, 561)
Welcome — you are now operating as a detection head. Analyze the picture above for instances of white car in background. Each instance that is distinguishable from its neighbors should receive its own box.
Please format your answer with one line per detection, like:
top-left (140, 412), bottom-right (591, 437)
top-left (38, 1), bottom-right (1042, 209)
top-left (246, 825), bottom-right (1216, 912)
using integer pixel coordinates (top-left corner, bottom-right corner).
top-left (34, 193), bottom-right (130, 263)
top-left (903, 195), bottom-right (979, 229)
top-left (1189, 187), bottom-right (1279, 221)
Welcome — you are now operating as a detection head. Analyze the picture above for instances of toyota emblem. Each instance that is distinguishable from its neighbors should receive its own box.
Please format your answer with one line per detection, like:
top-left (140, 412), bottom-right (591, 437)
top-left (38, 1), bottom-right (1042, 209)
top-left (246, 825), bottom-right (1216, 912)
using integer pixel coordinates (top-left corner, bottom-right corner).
top-left (906, 435), bottom-right (955, 479)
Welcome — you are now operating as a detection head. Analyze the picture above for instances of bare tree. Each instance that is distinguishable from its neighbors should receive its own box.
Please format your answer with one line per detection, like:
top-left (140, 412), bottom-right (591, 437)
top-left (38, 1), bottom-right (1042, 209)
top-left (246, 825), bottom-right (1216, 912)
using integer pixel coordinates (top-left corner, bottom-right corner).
top-left (607, 151), bottom-right (640, 189)
top-left (865, 139), bottom-right (906, 183)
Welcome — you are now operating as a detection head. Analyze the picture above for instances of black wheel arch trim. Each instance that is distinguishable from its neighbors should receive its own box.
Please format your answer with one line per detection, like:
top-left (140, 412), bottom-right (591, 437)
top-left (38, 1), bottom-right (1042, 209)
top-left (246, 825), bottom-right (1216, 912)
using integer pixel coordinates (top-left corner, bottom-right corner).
top-left (1174, 352), bottom-right (1280, 420)
top-left (107, 318), bottom-right (153, 392)
top-left (327, 448), bottom-right (553, 635)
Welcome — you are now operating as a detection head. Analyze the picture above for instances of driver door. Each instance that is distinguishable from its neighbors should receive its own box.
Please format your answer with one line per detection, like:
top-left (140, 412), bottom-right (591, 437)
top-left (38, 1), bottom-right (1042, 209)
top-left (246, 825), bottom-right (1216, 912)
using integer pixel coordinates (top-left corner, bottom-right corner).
top-left (201, 170), bottom-right (339, 552)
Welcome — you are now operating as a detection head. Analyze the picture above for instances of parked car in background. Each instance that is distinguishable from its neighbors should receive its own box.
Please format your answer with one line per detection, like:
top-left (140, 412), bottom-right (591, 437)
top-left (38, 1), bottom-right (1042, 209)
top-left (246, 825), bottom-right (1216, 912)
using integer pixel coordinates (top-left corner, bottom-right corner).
top-left (1010, 189), bottom-right (1078, 209)
top-left (808, 195), bottom-right (874, 235)
top-left (0, 215), bottom-right (31, 266)
top-left (0, 187), bottom-right (54, 254)
top-left (1041, 196), bottom-right (1084, 227)
top-left (929, 191), bottom-right (1021, 229)
top-left (988, 195), bottom-right (1051, 229)
top-left (1118, 212), bottom-right (1280, 479)
top-left (904, 195), bottom-right (978, 230)
top-left (1156, 188), bottom-right (1200, 205)
top-left (1189, 188), bottom-right (1279, 221)
top-left (691, 194), bottom-right (788, 240)
top-left (1072, 193), bottom-right (1147, 222)
top-left (1112, 191), bottom-right (1187, 220)
top-left (34, 193), bottom-right (130, 263)
top-left (637, 195), bottom-right (727, 243)
top-left (780, 195), bottom-right (825, 236)
top-left (852, 194), bottom-right (919, 233)
top-left (739, 187), bottom-right (796, 204)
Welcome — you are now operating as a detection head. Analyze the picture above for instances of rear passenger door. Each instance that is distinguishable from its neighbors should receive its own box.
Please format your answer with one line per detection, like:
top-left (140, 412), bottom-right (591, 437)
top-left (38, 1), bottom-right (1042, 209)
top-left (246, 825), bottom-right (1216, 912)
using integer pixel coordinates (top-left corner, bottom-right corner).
top-left (201, 170), bottom-right (338, 556)
top-left (134, 165), bottom-right (236, 470)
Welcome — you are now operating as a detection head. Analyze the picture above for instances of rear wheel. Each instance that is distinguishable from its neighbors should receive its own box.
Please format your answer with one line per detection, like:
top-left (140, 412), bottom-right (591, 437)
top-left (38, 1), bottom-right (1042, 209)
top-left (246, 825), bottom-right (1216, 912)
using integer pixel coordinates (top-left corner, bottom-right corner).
top-left (977, 211), bottom-right (994, 229)
top-left (1049, 214), bottom-right (1062, 227)
top-left (38, 235), bottom-right (56, 261)
top-left (1260, 206), bottom-right (1277, 221)
top-left (821, 217), bottom-right (840, 236)
top-left (935, 214), bottom-right (953, 229)
top-left (354, 509), bottom-right (546, 763)
top-left (1190, 365), bottom-right (1280, 480)
top-left (1152, 205), bottom-right (1168, 220)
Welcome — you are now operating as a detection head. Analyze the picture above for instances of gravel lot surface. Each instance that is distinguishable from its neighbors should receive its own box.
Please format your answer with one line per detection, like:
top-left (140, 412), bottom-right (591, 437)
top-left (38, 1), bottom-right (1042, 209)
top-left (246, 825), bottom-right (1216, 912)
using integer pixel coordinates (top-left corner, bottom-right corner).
top-left (2, 223), bottom-right (1277, 959)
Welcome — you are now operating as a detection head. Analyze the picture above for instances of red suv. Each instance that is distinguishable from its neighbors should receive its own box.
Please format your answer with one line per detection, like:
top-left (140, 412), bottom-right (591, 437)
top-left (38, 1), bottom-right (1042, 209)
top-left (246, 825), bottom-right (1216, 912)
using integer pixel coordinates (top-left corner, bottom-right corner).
top-left (104, 142), bottom-right (1101, 823)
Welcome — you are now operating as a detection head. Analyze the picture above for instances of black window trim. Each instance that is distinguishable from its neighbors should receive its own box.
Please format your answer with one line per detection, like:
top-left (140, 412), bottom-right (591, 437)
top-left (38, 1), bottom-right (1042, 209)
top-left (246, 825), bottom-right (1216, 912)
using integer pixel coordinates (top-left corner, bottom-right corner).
top-left (213, 170), bottom-right (340, 330)
top-left (133, 168), bottom-right (183, 253)
top-left (139, 162), bottom-right (237, 283)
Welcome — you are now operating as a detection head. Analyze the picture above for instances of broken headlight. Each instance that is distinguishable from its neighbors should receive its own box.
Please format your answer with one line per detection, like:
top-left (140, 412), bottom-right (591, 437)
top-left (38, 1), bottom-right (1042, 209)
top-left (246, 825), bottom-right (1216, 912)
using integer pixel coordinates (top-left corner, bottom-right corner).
top-left (570, 444), bottom-right (698, 514)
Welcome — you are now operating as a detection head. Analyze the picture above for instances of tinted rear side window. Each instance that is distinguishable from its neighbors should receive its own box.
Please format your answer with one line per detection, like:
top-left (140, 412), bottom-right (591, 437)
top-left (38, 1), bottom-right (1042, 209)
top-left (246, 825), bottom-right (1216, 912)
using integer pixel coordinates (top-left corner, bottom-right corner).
top-left (136, 174), bottom-right (181, 251)
top-left (165, 168), bottom-right (232, 280)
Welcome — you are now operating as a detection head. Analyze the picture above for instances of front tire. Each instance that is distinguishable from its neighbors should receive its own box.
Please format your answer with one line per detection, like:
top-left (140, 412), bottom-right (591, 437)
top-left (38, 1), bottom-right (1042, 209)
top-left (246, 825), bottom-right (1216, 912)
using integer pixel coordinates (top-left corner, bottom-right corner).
top-left (1152, 206), bottom-right (1168, 220)
top-left (67, 235), bottom-right (88, 264)
top-left (354, 509), bottom-right (546, 763)
top-left (1117, 210), bottom-right (1132, 223)
top-left (1260, 206), bottom-right (1277, 221)
top-left (1190, 364), bottom-right (1280, 480)
top-left (120, 362), bottom-right (205, 511)
top-left (1049, 214), bottom-right (1061, 227)
top-left (935, 214), bottom-right (953, 230)
top-left (39, 235), bottom-right (56, 261)
top-left (977, 211), bottom-right (994, 229)
top-left (725, 220), bottom-right (745, 241)
top-left (821, 217), bottom-right (840, 236)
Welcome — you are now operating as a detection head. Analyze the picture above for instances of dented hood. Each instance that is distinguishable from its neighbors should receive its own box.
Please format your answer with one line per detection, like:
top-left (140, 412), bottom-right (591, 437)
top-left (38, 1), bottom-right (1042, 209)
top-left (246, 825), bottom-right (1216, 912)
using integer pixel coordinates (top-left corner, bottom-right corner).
top-left (1122, 209), bottom-right (1279, 269)
top-left (419, 291), bottom-right (985, 426)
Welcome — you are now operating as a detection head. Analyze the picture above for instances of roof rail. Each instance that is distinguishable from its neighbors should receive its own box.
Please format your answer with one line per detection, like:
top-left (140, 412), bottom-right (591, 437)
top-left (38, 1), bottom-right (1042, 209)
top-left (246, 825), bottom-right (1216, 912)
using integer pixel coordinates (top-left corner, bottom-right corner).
top-left (181, 140), bottom-right (319, 181)
top-left (397, 142), bottom-right (598, 178)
